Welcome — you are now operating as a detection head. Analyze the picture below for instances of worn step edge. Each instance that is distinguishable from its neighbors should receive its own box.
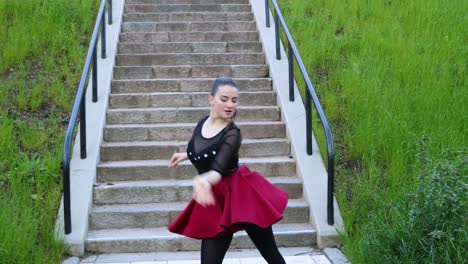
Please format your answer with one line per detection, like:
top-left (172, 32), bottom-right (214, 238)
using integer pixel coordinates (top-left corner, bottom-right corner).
top-left (91, 199), bottom-right (307, 213)
top-left (105, 107), bottom-right (280, 124)
top-left (115, 56), bottom-right (266, 66)
top-left (117, 41), bottom-right (262, 54)
top-left (119, 31), bottom-right (259, 43)
top-left (101, 138), bottom-right (288, 147)
top-left (103, 121), bottom-right (285, 139)
top-left (110, 78), bottom-right (272, 93)
top-left (86, 223), bottom-right (315, 240)
top-left (121, 21), bottom-right (256, 26)
top-left (124, 3), bottom-right (252, 6)
top-left (80, 247), bottom-right (322, 262)
top-left (125, 0), bottom-right (249, 3)
top-left (103, 121), bottom-right (285, 141)
top-left (94, 176), bottom-right (301, 190)
top-left (120, 30), bottom-right (258, 35)
top-left (111, 76), bottom-right (271, 82)
top-left (93, 176), bottom-right (302, 203)
top-left (107, 106), bottom-right (278, 112)
top-left (124, 6), bottom-right (253, 14)
top-left (109, 90), bottom-right (275, 97)
top-left (121, 21), bottom-right (256, 29)
top-left (98, 156), bottom-right (294, 168)
top-left (113, 64), bottom-right (267, 68)
top-left (124, 4), bottom-right (252, 8)
top-left (89, 200), bottom-right (308, 229)
top-left (105, 120), bottom-right (284, 129)
top-left (123, 12), bottom-right (254, 22)
top-left (100, 138), bottom-right (290, 161)
top-left (112, 64), bottom-right (269, 80)
top-left (116, 51), bottom-right (264, 56)
top-left (119, 40), bottom-right (261, 45)
top-left (85, 223), bottom-right (317, 252)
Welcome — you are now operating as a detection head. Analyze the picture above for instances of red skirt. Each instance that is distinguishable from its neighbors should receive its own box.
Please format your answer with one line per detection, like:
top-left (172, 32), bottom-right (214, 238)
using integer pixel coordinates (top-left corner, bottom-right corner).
top-left (168, 166), bottom-right (288, 239)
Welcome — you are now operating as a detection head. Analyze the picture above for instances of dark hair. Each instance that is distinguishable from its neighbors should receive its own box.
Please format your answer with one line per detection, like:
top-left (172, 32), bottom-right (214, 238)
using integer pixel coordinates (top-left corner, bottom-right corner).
top-left (211, 77), bottom-right (238, 96)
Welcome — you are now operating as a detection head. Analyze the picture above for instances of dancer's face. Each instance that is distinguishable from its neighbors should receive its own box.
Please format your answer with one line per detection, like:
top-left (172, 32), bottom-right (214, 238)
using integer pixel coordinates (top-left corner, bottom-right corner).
top-left (209, 85), bottom-right (239, 120)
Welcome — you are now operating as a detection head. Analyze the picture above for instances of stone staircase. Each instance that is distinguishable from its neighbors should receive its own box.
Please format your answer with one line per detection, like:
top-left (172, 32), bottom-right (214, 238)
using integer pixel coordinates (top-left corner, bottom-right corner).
top-left (85, 0), bottom-right (316, 254)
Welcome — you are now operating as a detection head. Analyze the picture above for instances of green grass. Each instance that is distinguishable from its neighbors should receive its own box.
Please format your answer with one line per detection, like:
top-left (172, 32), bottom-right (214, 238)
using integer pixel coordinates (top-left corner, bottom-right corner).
top-left (276, 0), bottom-right (467, 263)
top-left (0, 0), bottom-right (99, 263)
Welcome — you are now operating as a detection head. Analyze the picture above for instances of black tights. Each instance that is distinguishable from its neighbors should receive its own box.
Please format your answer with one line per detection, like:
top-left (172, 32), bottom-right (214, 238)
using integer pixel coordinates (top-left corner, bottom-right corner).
top-left (201, 225), bottom-right (286, 264)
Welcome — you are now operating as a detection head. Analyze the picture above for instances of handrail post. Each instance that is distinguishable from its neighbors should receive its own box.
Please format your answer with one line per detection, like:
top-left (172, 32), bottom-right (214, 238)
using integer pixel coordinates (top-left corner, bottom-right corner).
top-left (275, 12), bottom-right (281, 60)
top-left (80, 98), bottom-right (87, 159)
top-left (328, 154), bottom-right (335, 225)
top-left (108, 0), bottom-right (113, 25)
top-left (265, 0), bottom-right (270, 27)
top-left (288, 43), bottom-right (294, 102)
top-left (306, 89), bottom-right (312, 155)
top-left (92, 46), bottom-right (98, 102)
top-left (63, 164), bottom-right (71, 234)
top-left (101, 15), bottom-right (106, 59)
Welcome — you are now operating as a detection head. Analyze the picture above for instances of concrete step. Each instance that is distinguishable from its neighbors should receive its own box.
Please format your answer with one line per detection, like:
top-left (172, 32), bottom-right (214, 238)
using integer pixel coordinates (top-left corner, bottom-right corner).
top-left (93, 177), bottom-right (302, 204)
top-left (118, 41), bottom-right (262, 54)
top-left (125, 0), bottom-right (249, 4)
top-left (122, 21), bottom-right (257, 32)
top-left (80, 247), bottom-right (326, 262)
top-left (97, 156), bottom-right (295, 182)
top-left (106, 106), bottom-right (280, 124)
top-left (109, 91), bottom-right (277, 108)
top-left (115, 53), bottom-right (265, 66)
top-left (100, 138), bottom-right (289, 161)
top-left (125, 4), bottom-right (251, 13)
top-left (86, 223), bottom-right (316, 253)
top-left (90, 199), bottom-right (308, 230)
top-left (113, 65), bottom-right (269, 79)
top-left (123, 12), bottom-right (254, 22)
top-left (103, 121), bottom-right (285, 142)
top-left (119, 31), bottom-right (259, 43)
top-left (111, 78), bottom-right (272, 93)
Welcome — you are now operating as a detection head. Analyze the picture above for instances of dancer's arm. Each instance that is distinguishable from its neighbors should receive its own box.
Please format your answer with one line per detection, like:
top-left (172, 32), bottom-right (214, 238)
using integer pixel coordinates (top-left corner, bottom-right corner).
top-left (169, 152), bottom-right (188, 167)
top-left (193, 170), bottom-right (221, 206)
top-left (197, 170), bottom-right (222, 185)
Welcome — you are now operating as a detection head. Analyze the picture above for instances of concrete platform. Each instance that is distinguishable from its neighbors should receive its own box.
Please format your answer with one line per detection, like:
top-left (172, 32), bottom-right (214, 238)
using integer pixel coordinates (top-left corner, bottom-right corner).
top-left (78, 247), bottom-right (337, 264)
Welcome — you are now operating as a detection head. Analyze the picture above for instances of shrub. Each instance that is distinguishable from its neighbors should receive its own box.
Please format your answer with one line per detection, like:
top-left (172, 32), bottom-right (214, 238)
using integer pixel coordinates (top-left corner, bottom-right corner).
top-left (407, 138), bottom-right (467, 263)
top-left (359, 138), bottom-right (467, 263)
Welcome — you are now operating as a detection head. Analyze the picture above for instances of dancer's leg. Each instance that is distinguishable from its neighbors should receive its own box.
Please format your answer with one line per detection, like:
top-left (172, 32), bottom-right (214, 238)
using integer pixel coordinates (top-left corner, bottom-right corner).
top-left (201, 233), bottom-right (233, 264)
top-left (246, 225), bottom-right (286, 264)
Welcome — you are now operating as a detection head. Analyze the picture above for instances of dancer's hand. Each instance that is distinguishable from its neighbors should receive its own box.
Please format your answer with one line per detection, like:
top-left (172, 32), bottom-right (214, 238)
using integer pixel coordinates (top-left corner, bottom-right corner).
top-left (193, 176), bottom-right (215, 207)
top-left (169, 152), bottom-right (188, 167)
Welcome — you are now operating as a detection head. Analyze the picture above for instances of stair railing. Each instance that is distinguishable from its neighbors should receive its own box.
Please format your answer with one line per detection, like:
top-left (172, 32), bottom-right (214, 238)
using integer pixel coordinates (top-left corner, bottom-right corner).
top-left (62, 0), bottom-right (112, 235)
top-left (265, 0), bottom-right (335, 225)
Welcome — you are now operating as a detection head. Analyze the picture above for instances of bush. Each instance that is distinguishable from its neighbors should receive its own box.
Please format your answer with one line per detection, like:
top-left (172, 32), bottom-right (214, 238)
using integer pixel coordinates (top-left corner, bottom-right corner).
top-left (408, 138), bottom-right (467, 263)
top-left (360, 138), bottom-right (467, 263)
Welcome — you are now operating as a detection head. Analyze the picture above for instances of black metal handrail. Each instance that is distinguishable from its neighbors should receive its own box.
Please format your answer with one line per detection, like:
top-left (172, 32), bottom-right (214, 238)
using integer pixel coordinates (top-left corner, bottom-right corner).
top-left (62, 0), bottom-right (112, 235)
top-left (265, 0), bottom-right (335, 225)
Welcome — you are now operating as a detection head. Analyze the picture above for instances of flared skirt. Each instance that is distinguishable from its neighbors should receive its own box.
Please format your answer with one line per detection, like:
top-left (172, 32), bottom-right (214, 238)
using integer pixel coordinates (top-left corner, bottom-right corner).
top-left (168, 166), bottom-right (289, 239)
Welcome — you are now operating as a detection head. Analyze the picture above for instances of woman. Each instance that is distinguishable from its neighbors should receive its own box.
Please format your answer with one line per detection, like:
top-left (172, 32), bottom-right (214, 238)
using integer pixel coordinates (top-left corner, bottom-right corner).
top-left (168, 77), bottom-right (288, 264)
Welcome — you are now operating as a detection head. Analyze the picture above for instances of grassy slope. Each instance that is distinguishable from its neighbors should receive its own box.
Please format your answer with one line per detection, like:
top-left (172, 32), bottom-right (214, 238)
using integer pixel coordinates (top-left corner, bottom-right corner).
top-left (0, 0), bottom-right (99, 263)
top-left (275, 0), bottom-right (467, 263)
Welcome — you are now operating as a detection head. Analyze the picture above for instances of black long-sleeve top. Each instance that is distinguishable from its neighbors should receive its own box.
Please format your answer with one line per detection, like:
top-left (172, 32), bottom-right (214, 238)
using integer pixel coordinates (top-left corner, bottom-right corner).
top-left (186, 115), bottom-right (242, 177)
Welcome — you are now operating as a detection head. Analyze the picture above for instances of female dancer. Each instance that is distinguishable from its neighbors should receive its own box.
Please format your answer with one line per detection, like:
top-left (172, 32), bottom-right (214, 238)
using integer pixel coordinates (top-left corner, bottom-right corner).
top-left (168, 77), bottom-right (288, 264)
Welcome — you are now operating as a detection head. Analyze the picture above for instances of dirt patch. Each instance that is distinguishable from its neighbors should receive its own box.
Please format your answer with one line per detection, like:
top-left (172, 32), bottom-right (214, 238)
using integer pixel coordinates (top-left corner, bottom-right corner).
top-left (335, 26), bottom-right (345, 37)
top-left (313, 66), bottom-right (330, 87)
